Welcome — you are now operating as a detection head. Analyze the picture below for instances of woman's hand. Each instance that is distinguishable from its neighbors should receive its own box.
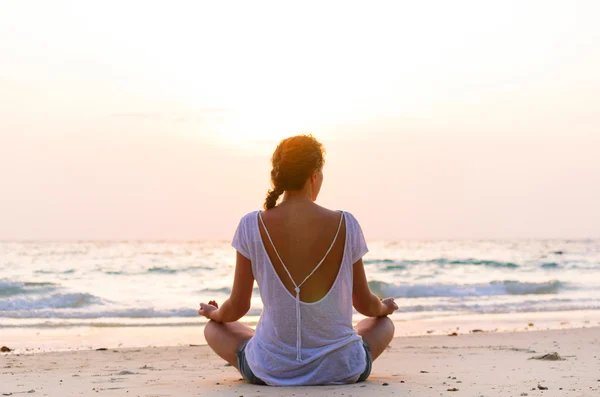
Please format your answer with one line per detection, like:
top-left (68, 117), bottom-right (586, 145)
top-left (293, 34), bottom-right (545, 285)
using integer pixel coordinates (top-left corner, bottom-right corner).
top-left (380, 297), bottom-right (398, 316)
top-left (198, 301), bottom-right (219, 320)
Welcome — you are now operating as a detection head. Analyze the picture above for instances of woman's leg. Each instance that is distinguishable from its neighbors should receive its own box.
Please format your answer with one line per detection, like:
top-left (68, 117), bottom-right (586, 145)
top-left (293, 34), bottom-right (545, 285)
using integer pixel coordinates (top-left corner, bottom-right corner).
top-left (204, 320), bottom-right (255, 369)
top-left (355, 316), bottom-right (395, 360)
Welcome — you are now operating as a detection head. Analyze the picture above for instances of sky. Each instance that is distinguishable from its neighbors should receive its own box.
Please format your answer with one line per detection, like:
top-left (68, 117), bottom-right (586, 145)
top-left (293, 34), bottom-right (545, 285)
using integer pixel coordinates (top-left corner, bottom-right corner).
top-left (1, 0), bottom-right (599, 240)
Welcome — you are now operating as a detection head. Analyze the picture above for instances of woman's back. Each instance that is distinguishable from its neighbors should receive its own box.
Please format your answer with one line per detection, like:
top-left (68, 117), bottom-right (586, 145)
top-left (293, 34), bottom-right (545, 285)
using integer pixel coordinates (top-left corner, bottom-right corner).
top-left (232, 204), bottom-right (369, 385)
top-left (258, 202), bottom-right (346, 303)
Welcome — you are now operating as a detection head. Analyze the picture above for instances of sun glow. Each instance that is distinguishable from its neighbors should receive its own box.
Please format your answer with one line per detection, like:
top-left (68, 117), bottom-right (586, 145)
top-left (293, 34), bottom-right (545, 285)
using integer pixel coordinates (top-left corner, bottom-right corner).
top-left (204, 102), bottom-right (332, 146)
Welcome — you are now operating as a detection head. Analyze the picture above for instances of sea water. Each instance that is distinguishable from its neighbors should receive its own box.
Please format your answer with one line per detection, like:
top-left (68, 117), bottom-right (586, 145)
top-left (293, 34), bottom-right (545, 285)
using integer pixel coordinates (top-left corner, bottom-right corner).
top-left (1, 240), bottom-right (599, 349)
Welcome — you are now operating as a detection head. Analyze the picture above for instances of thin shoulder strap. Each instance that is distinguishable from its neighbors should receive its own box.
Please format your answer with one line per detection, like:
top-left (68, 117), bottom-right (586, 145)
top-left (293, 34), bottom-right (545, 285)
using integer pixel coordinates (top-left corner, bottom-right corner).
top-left (296, 211), bottom-right (345, 289)
top-left (258, 211), bottom-right (298, 288)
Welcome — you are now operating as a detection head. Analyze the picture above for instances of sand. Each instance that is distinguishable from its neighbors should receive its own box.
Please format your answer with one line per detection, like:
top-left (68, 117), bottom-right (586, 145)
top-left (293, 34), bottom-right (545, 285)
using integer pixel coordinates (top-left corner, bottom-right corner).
top-left (2, 327), bottom-right (599, 396)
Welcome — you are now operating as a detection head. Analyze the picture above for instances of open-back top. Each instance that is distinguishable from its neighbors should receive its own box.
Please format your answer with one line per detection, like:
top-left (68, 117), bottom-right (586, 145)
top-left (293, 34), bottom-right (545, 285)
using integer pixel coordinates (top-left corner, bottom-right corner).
top-left (231, 210), bottom-right (369, 386)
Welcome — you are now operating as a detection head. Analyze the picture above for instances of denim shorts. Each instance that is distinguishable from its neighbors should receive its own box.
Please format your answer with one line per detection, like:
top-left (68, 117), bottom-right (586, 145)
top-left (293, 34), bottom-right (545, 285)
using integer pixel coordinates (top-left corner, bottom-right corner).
top-left (236, 339), bottom-right (373, 385)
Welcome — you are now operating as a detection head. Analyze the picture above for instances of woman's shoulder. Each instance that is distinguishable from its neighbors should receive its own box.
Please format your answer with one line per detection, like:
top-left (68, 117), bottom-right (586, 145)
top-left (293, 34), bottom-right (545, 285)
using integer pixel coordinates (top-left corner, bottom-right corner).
top-left (336, 211), bottom-right (366, 238)
top-left (335, 209), bottom-right (359, 224)
top-left (339, 210), bottom-right (356, 219)
top-left (314, 206), bottom-right (363, 232)
top-left (313, 204), bottom-right (351, 218)
top-left (238, 210), bottom-right (260, 225)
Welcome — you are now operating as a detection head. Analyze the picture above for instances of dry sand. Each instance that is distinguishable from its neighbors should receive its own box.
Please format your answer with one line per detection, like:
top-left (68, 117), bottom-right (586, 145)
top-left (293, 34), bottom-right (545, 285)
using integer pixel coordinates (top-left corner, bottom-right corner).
top-left (2, 327), bottom-right (599, 396)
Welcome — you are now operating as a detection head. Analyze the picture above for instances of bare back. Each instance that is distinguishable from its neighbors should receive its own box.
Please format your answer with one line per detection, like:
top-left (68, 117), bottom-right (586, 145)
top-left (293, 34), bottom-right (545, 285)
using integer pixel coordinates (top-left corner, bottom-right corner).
top-left (258, 202), bottom-right (346, 303)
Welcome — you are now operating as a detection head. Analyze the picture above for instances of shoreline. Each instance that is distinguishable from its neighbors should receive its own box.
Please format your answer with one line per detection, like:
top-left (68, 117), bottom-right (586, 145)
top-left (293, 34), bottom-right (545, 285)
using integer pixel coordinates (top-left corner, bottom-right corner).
top-left (2, 326), bottom-right (599, 396)
top-left (2, 309), bottom-right (600, 353)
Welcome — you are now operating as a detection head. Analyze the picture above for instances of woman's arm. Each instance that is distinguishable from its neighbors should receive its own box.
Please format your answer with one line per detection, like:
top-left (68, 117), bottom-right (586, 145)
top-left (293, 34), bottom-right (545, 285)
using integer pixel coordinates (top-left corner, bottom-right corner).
top-left (199, 251), bottom-right (254, 323)
top-left (352, 258), bottom-right (397, 317)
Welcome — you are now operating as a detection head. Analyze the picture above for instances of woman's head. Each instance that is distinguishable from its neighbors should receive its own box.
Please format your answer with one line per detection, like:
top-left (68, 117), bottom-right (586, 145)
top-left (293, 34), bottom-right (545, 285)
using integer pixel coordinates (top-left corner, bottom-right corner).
top-left (264, 134), bottom-right (326, 210)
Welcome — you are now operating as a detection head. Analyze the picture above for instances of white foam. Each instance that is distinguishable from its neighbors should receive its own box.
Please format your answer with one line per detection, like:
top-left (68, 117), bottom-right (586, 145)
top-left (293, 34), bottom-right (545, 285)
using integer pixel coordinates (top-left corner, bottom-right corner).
top-left (0, 306), bottom-right (263, 319)
top-left (0, 293), bottom-right (102, 311)
top-left (368, 280), bottom-right (565, 298)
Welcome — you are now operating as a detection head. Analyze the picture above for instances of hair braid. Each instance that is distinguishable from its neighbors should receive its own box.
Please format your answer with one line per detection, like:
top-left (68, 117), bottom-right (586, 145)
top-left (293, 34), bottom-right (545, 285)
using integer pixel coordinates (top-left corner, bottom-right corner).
top-left (264, 187), bottom-right (285, 210)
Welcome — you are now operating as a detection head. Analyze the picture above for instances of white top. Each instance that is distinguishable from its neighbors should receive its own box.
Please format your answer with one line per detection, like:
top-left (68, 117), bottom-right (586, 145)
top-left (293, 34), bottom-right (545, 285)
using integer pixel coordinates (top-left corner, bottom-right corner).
top-left (231, 210), bottom-right (370, 386)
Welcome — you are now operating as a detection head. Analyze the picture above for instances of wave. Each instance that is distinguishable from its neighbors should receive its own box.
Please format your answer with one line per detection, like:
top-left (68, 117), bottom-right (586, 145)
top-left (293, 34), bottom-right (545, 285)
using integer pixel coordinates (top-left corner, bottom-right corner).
top-left (196, 286), bottom-right (261, 297)
top-left (147, 266), bottom-right (178, 274)
top-left (198, 287), bottom-right (233, 294)
top-left (0, 306), bottom-right (264, 319)
top-left (35, 269), bottom-right (76, 274)
top-left (0, 280), bottom-right (59, 297)
top-left (364, 258), bottom-right (520, 269)
top-left (367, 280), bottom-right (565, 298)
top-left (448, 259), bottom-right (519, 268)
top-left (198, 280), bottom-right (567, 300)
top-left (0, 292), bottom-right (104, 311)
top-left (103, 266), bottom-right (214, 275)
top-left (393, 299), bottom-right (600, 314)
top-left (3, 299), bottom-right (599, 321)
top-left (541, 262), bottom-right (560, 269)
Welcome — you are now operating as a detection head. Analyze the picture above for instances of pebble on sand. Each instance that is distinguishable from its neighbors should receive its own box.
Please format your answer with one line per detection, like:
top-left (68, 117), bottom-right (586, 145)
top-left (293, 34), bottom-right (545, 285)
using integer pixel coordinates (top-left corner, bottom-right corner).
top-left (1, 346), bottom-right (11, 352)
top-left (537, 384), bottom-right (548, 390)
top-left (529, 352), bottom-right (565, 361)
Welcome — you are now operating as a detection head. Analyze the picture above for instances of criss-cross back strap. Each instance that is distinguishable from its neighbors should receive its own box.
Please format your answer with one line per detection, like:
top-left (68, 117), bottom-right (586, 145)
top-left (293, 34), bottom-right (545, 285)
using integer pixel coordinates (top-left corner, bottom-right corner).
top-left (258, 211), bottom-right (345, 362)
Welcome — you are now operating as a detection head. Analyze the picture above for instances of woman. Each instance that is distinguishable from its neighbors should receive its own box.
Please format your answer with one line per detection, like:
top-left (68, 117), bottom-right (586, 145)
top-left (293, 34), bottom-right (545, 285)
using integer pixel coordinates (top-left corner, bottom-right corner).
top-left (198, 134), bottom-right (397, 386)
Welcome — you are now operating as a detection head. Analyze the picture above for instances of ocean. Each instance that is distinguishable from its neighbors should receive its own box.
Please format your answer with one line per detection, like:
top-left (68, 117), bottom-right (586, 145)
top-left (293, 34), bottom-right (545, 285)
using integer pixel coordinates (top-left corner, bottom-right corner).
top-left (1, 240), bottom-right (599, 349)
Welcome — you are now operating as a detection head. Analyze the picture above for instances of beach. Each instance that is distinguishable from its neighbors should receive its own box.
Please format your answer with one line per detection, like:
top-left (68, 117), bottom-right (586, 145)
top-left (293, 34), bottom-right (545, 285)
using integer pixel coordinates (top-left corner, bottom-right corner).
top-left (3, 326), bottom-right (599, 396)
top-left (3, 240), bottom-right (600, 395)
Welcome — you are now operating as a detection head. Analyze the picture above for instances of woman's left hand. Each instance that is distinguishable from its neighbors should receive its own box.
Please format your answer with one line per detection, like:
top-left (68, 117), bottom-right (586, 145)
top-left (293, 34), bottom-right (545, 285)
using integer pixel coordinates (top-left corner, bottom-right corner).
top-left (198, 301), bottom-right (218, 319)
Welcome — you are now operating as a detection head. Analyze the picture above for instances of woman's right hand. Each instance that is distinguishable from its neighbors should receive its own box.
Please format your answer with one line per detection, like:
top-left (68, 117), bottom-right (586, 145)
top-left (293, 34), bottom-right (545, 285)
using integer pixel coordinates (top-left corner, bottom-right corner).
top-left (198, 300), bottom-right (219, 320)
top-left (380, 297), bottom-right (398, 316)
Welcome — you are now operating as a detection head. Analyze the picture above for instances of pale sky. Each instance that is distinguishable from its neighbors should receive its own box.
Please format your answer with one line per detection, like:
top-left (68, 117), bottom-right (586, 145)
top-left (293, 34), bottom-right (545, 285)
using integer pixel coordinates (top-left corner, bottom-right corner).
top-left (1, 0), bottom-right (599, 240)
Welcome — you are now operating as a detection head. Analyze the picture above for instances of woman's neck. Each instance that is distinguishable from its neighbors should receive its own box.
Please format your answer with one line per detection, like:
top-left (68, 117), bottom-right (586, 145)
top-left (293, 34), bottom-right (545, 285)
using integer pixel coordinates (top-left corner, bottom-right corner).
top-left (280, 189), bottom-right (313, 205)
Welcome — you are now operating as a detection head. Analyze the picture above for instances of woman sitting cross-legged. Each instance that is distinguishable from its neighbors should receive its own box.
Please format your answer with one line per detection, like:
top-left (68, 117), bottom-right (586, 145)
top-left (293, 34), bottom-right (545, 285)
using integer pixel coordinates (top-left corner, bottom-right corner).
top-left (198, 134), bottom-right (397, 386)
